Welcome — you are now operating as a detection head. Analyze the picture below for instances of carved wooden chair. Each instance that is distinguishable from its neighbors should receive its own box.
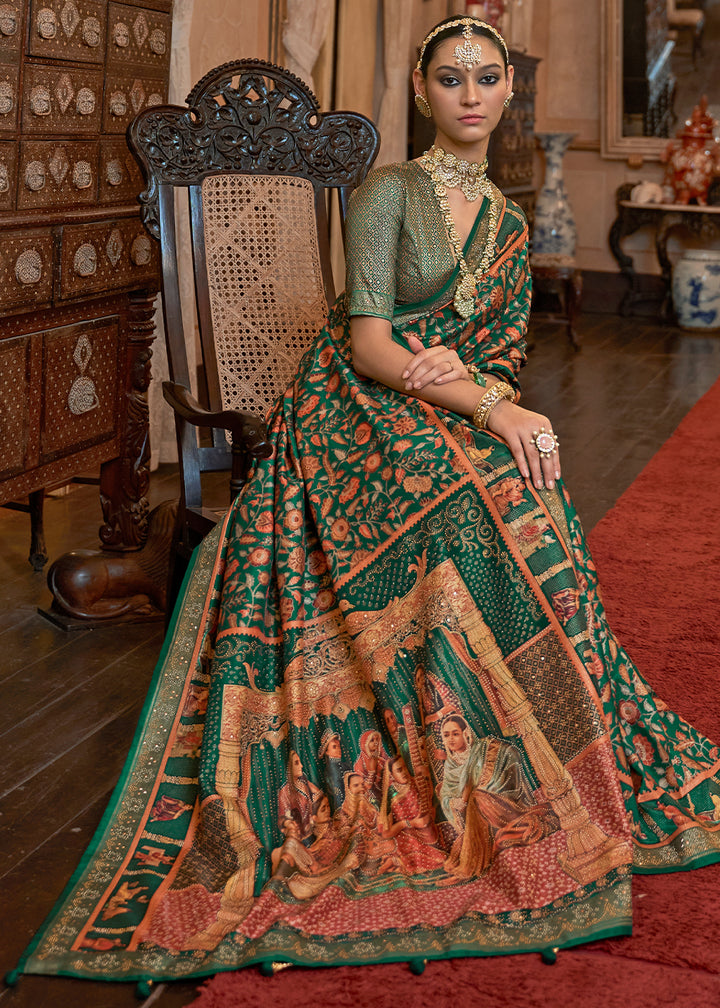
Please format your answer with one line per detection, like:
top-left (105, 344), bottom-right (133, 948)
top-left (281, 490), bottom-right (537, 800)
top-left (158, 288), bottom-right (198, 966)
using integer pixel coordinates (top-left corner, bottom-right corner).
top-left (128, 60), bottom-right (379, 603)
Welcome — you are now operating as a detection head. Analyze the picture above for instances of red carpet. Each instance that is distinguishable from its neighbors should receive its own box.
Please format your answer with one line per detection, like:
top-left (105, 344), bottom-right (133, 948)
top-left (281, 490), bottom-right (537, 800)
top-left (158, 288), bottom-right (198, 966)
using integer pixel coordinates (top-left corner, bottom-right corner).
top-left (183, 381), bottom-right (720, 1008)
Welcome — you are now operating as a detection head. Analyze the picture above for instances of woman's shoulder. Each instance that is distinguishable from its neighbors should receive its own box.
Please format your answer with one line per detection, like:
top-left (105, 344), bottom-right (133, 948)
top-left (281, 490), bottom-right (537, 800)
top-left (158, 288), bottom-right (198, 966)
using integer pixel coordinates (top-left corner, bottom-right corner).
top-left (351, 160), bottom-right (420, 205)
top-left (499, 191), bottom-right (529, 233)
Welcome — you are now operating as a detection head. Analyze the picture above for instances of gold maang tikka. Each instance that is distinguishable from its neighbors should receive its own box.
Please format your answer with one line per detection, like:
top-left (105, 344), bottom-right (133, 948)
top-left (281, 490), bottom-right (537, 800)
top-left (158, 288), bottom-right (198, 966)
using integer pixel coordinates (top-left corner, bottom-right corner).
top-left (454, 24), bottom-right (484, 71)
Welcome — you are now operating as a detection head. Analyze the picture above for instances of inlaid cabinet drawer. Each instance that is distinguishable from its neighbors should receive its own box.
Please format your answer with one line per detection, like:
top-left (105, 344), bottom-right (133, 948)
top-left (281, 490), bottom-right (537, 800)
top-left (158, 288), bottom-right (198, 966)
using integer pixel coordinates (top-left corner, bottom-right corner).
top-left (0, 227), bottom-right (54, 310)
top-left (0, 61), bottom-right (19, 132)
top-left (17, 139), bottom-right (98, 210)
top-left (22, 62), bottom-right (103, 135)
top-left (102, 71), bottom-right (165, 134)
top-left (107, 2), bottom-right (170, 75)
top-left (0, 138), bottom-right (18, 210)
top-left (28, 0), bottom-right (107, 64)
top-left (0, 333), bottom-right (30, 478)
top-left (0, 3), bottom-right (24, 64)
top-left (99, 136), bottom-right (143, 204)
top-left (41, 317), bottom-right (119, 459)
top-left (59, 217), bottom-right (158, 299)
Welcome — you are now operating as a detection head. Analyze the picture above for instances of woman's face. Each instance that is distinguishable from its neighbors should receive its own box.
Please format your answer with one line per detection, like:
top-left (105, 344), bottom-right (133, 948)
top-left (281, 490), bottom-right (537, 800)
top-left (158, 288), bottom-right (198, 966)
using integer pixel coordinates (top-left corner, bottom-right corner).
top-left (441, 720), bottom-right (467, 754)
top-left (414, 33), bottom-right (512, 158)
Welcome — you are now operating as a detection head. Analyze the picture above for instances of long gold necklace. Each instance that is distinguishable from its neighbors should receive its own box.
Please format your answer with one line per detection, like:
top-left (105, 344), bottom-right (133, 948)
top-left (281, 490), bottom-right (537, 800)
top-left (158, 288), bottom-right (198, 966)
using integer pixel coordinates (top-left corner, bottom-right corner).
top-left (419, 145), bottom-right (501, 319)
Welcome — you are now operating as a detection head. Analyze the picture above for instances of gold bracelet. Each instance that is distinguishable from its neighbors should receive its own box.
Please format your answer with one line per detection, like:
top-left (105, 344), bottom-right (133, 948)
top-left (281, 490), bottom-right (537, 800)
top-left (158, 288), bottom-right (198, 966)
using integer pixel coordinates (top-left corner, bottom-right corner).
top-left (472, 381), bottom-right (514, 430)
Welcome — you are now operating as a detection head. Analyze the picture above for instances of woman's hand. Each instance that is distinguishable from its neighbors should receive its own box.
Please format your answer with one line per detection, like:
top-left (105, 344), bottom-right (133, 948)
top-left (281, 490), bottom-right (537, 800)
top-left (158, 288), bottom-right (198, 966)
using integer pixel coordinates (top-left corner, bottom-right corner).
top-left (402, 335), bottom-right (469, 391)
top-left (487, 399), bottom-right (562, 491)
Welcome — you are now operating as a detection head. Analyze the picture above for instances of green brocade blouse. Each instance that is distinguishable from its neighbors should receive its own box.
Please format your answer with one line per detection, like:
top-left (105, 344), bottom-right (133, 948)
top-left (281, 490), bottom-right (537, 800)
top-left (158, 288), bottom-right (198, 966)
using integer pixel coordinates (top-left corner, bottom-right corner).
top-left (345, 160), bottom-right (514, 330)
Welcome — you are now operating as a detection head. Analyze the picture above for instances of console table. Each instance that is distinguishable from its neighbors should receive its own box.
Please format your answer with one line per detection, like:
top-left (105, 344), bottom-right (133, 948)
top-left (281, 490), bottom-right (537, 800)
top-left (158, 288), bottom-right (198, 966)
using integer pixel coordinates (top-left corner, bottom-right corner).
top-left (609, 182), bottom-right (720, 316)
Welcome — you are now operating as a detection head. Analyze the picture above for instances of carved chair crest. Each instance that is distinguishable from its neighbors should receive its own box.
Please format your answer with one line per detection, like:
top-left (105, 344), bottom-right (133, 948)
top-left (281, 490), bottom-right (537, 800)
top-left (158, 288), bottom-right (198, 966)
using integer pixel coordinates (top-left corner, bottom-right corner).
top-left (128, 59), bottom-right (380, 238)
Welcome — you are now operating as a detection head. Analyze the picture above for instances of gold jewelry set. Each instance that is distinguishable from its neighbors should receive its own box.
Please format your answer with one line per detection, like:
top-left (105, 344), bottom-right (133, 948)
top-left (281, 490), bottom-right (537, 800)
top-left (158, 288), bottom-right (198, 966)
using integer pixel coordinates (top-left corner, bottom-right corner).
top-left (413, 21), bottom-right (556, 448)
top-left (414, 19), bottom-right (511, 120)
top-left (419, 145), bottom-right (500, 319)
top-left (415, 18), bottom-right (509, 71)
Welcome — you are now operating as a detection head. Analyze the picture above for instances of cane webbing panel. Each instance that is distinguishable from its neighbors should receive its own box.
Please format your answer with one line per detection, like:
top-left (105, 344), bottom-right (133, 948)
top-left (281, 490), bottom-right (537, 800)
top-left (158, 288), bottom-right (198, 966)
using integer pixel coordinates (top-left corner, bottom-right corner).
top-left (201, 173), bottom-right (328, 418)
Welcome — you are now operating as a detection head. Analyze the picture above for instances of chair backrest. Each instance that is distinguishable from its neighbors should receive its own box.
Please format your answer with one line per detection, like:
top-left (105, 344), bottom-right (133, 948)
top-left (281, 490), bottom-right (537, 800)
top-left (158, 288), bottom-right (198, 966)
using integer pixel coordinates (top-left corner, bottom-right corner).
top-left (128, 59), bottom-right (380, 507)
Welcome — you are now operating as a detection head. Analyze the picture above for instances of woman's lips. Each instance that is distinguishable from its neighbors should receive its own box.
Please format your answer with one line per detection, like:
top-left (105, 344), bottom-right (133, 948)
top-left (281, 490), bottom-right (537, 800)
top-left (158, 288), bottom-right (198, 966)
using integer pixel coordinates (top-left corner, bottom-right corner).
top-left (459, 115), bottom-right (484, 124)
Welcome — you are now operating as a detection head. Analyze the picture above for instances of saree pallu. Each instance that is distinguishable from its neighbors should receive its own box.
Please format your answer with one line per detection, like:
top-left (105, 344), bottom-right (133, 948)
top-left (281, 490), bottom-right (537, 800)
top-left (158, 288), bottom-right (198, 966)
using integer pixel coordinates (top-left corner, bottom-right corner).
top-left (17, 223), bottom-right (720, 986)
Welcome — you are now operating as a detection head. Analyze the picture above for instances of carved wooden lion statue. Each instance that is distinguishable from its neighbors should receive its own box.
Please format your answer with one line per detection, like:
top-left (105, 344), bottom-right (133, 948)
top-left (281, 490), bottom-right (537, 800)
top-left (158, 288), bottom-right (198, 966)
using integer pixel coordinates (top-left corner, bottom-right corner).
top-left (47, 499), bottom-right (177, 622)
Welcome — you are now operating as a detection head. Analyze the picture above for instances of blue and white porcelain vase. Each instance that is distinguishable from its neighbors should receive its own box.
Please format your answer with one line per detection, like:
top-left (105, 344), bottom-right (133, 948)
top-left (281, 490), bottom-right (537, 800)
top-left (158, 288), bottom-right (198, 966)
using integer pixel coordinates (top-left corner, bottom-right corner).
top-left (532, 132), bottom-right (577, 263)
top-left (672, 249), bottom-right (720, 331)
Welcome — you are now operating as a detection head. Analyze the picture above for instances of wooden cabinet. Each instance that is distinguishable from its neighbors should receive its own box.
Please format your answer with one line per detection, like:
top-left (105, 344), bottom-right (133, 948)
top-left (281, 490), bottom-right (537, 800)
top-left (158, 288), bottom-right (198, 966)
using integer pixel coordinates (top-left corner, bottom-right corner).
top-left (487, 50), bottom-right (540, 226)
top-left (0, 0), bottom-right (172, 571)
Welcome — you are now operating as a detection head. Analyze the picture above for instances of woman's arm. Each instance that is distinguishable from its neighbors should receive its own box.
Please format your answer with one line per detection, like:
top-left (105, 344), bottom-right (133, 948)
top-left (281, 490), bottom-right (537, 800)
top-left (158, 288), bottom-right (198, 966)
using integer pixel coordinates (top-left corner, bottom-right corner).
top-left (351, 315), bottom-right (561, 490)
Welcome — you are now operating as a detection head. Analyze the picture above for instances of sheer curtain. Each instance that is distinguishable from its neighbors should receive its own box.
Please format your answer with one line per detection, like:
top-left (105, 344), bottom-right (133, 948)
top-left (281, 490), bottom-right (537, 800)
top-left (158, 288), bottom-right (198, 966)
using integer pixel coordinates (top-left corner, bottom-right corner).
top-left (376, 0), bottom-right (413, 166)
top-left (282, 0), bottom-right (335, 93)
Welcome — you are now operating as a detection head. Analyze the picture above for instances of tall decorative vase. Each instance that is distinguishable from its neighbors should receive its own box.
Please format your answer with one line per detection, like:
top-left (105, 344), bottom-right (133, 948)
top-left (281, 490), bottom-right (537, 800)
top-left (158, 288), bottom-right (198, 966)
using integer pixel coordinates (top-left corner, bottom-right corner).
top-left (532, 132), bottom-right (577, 264)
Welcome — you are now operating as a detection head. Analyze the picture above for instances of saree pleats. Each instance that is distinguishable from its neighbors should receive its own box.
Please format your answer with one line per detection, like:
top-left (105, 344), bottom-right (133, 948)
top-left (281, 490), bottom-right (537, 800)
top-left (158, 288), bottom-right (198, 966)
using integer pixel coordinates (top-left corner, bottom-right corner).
top-left (19, 218), bottom-right (720, 984)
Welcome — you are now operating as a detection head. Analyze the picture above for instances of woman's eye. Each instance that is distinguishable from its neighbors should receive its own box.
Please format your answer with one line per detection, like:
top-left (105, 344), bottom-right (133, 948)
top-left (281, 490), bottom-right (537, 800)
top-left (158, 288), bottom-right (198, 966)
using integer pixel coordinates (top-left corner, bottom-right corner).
top-left (479, 74), bottom-right (500, 86)
top-left (440, 75), bottom-right (460, 86)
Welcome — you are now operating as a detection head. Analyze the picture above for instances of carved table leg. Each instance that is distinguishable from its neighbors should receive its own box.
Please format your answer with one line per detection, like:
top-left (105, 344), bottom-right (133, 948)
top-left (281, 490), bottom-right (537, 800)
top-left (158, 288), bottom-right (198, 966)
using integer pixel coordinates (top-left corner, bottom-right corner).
top-left (28, 488), bottom-right (48, 571)
top-left (99, 289), bottom-right (155, 551)
top-left (42, 290), bottom-right (172, 629)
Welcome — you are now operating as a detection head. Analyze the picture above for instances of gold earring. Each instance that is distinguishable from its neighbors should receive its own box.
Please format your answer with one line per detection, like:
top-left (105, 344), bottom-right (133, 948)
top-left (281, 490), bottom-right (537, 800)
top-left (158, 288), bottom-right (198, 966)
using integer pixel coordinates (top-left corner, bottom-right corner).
top-left (504, 90), bottom-right (514, 109)
top-left (414, 93), bottom-right (432, 118)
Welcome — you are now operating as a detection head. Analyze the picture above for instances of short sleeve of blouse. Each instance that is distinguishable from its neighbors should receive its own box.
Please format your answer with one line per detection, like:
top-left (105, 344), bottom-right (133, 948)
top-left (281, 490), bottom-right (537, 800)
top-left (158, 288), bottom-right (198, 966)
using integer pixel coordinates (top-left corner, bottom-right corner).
top-left (345, 165), bottom-right (406, 319)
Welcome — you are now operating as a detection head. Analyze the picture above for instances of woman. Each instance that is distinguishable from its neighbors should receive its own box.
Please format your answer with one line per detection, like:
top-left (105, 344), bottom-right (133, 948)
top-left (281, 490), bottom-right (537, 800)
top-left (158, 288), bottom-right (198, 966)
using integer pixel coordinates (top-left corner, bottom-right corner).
top-left (17, 16), bottom-right (720, 986)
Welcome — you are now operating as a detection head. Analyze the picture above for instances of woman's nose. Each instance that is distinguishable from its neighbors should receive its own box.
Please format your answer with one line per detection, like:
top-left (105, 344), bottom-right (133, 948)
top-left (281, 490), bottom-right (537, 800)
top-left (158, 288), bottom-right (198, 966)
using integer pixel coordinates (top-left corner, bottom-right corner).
top-left (461, 81), bottom-right (480, 105)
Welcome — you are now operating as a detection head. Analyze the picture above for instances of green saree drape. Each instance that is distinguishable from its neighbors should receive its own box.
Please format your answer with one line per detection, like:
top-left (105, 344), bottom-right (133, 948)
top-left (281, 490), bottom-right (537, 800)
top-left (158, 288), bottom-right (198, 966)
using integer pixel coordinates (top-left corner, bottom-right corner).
top-left (16, 195), bottom-right (720, 987)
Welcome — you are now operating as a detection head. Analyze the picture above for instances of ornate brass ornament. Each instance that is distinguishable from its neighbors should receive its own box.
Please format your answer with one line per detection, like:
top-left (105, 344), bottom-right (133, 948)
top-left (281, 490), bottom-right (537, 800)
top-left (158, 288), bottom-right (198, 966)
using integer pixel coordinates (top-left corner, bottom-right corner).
top-left (0, 5), bottom-right (19, 37)
top-left (130, 234), bottom-right (151, 266)
top-left (37, 7), bottom-right (57, 39)
top-left (149, 28), bottom-right (166, 55)
top-left (60, 0), bottom-right (80, 38)
top-left (73, 242), bottom-right (97, 276)
top-left (55, 73), bottom-right (74, 115)
top-left (105, 158), bottom-right (123, 186)
top-left (15, 248), bottom-right (43, 285)
top-left (0, 80), bottom-right (14, 116)
top-left (82, 16), bottom-right (101, 47)
top-left (75, 86), bottom-right (96, 115)
top-left (112, 20), bottom-right (130, 47)
top-left (29, 85), bottom-right (51, 116)
top-left (68, 335), bottom-right (99, 415)
top-left (73, 160), bottom-right (92, 189)
top-left (106, 228), bottom-right (124, 266)
top-left (133, 13), bottom-right (148, 47)
top-left (48, 146), bottom-right (70, 185)
top-left (24, 160), bottom-right (46, 192)
top-left (130, 80), bottom-right (146, 114)
top-left (109, 90), bottom-right (127, 116)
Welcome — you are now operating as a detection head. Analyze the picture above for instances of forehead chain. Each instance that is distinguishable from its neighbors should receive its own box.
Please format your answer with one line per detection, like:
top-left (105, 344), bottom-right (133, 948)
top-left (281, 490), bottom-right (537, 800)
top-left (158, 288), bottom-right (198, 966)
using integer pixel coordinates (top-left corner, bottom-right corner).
top-left (415, 17), bottom-right (508, 72)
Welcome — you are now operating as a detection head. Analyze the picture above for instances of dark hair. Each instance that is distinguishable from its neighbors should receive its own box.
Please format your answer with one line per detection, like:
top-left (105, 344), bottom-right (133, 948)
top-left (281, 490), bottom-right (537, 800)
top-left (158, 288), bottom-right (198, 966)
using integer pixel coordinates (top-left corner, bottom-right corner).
top-left (418, 18), bottom-right (509, 76)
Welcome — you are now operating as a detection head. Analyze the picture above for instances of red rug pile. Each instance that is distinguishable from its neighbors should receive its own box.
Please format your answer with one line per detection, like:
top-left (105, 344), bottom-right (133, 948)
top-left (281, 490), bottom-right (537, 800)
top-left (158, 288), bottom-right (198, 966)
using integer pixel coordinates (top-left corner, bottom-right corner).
top-left (183, 381), bottom-right (720, 1008)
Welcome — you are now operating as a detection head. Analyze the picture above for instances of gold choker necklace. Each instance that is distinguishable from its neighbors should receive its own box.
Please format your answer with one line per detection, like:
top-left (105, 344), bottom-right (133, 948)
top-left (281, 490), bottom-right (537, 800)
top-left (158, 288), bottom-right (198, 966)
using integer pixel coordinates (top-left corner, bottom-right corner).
top-left (419, 146), bottom-right (489, 202)
top-left (419, 146), bottom-right (500, 319)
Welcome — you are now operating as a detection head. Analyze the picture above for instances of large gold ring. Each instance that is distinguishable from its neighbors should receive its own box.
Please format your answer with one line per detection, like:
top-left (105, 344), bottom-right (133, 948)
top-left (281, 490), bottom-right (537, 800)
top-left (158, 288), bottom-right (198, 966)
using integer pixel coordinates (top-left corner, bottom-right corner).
top-left (531, 427), bottom-right (559, 457)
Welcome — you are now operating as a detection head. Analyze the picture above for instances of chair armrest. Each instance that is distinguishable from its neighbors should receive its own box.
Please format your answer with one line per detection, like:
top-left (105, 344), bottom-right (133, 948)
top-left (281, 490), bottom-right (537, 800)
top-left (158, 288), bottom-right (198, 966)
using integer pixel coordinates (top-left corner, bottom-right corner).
top-left (162, 381), bottom-right (272, 458)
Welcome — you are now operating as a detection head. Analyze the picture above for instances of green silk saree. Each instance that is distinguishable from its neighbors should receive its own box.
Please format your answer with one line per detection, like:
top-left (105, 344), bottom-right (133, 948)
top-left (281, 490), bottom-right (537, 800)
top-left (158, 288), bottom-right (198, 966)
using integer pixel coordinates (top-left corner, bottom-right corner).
top-left (16, 192), bottom-right (720, 989)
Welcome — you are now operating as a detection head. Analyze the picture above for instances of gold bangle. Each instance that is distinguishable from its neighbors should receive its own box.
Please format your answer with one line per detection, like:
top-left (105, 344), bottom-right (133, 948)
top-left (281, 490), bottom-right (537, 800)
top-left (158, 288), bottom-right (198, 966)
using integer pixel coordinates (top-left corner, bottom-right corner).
top-left (472, 381), bottom-right (514, 430)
